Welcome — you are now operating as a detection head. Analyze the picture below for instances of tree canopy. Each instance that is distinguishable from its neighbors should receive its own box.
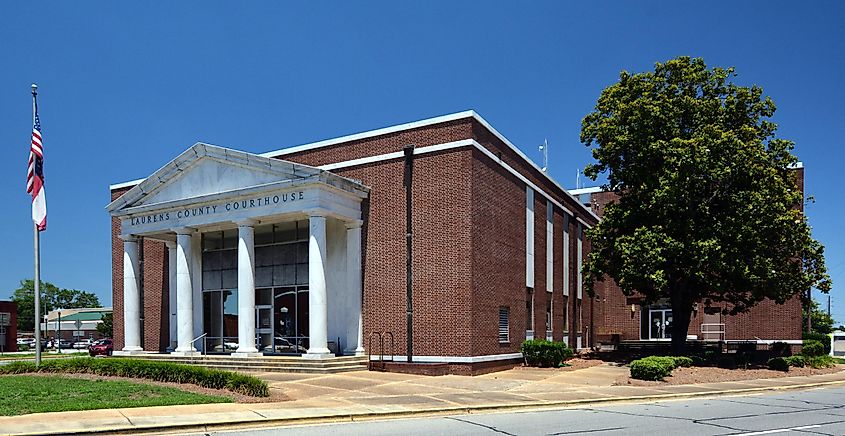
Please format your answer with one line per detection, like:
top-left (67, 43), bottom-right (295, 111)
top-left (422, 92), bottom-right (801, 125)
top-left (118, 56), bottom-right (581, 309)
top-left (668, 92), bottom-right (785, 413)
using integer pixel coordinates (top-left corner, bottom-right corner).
top-left (580, 56), bottom-right (831, 352)
top-left (11, 280), bottom-right (102, 332)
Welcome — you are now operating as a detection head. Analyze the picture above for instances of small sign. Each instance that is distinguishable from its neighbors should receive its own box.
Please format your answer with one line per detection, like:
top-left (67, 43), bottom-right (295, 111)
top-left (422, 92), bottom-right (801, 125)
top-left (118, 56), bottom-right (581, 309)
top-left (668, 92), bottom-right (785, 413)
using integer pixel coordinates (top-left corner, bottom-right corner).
top-left (72, 331), bottom-right (85, 337)
top-left (74, 319), bottom-right (83, 331)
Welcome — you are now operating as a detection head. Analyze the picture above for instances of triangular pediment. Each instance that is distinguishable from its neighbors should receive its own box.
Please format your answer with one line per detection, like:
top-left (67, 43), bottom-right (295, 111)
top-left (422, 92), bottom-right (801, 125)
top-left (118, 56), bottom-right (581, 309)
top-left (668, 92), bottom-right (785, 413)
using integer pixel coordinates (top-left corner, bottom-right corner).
top-left (107, 142), bottom-right (362, 213)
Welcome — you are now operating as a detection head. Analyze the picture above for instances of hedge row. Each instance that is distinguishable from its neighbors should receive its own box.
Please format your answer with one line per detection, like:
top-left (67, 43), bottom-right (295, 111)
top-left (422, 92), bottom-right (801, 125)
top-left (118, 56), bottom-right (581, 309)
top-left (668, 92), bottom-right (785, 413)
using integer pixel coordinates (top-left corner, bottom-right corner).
top-left (766, 340), bottom-right (835, 372)
top-left (521, 339), bottom-right (574, 368)
top-left (0, 357), bottom-right (269, 397)
top-left (629, 356), bottom-right (693, 381)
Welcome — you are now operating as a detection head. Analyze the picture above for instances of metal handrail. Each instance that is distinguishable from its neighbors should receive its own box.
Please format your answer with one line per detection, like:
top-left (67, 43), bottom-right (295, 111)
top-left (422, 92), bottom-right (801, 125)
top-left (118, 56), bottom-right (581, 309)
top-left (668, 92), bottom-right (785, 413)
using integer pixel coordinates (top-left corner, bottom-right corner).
top-left (368, 332), bottom-right (382, 371)
top-left (700, 323), bottom-right (726, 341)
top-left (189, 333), bottom-right (207, 363)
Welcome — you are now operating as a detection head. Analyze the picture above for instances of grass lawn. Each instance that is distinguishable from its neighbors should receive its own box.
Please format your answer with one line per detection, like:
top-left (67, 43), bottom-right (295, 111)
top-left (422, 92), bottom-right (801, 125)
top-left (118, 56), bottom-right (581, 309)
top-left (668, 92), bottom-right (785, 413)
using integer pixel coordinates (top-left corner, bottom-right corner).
top-left (0, 375), bottom-right (231, 416)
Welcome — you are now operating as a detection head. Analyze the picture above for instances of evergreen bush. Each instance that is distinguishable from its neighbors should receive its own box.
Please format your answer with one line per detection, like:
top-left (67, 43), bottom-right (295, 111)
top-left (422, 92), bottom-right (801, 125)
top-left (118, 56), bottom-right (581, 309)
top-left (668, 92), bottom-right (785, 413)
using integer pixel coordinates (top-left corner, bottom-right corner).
top-left (767, 357), bottom-right (789, 372)
top-left (0, 357), bottom-right (269, 397)
top-left (630, 356), bottom-right (675, 380)
top-left (521, 339), bottom-right (573, 367)
top-left (784, 355), bottom-right (806, 368)
top-left (802, 340), bottom-right (825, 357)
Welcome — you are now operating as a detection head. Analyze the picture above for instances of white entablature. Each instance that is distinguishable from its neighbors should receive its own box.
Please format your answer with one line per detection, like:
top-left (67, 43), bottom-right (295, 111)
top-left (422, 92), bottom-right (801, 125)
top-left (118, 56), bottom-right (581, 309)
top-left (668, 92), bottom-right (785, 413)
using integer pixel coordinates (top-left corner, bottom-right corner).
top-left (107, 142), bottom-right (368, 237)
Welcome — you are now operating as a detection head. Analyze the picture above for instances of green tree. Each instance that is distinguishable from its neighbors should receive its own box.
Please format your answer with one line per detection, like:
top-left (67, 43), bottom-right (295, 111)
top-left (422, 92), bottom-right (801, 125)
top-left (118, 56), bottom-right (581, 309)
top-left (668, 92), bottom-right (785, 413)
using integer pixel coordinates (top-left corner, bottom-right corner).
top-left (97, 312), bottom-right (113, 337)
top-left (10, 280), bottom-right (102, 332)
top-left (804, 299), bottom-right (835, 335)
top-left (580, 57), bottom-right (831, 354)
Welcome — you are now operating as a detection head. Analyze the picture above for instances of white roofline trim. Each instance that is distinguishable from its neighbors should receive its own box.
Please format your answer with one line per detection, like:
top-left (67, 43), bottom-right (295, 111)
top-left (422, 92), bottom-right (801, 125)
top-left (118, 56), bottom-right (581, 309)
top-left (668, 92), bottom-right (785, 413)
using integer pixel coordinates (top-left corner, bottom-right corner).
top-left (110, 178), bottom-right (145, 190)
top-left (318, 139), bottom-right (474, 171)
top-left (576, 216), bottom-right (593, 229)
top-left (568, 186), bottom-right (604, 195)
top-left (109, 110), bottom-right (599, 221)
top-left (259, 110), bottom-right (477, 158)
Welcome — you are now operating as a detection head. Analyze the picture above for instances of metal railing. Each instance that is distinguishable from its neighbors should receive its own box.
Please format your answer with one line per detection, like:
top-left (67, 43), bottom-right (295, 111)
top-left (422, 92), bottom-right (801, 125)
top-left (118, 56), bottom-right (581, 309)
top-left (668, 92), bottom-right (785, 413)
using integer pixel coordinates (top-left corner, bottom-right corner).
top-left (188, 333), bottom-right (207, 363)
top-left (367, 331), bottom-right (395, 371)
top-left (700, 323), bottom-right (726, 341)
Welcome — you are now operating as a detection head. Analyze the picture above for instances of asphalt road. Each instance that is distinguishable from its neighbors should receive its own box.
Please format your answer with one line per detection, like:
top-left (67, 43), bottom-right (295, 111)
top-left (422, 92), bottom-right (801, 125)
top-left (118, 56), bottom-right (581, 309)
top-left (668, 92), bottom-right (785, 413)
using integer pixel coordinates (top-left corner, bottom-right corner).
top-left (193, 387), bottom-right (845, 436)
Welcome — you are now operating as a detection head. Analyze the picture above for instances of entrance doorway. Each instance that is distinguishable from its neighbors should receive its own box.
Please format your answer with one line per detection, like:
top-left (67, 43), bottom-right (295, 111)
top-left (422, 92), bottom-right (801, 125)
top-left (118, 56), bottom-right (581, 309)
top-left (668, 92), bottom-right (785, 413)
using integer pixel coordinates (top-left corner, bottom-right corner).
top-left (255, 286), bottom-right (310, 354)
top-left (648, 309), bottom-right (672, 340)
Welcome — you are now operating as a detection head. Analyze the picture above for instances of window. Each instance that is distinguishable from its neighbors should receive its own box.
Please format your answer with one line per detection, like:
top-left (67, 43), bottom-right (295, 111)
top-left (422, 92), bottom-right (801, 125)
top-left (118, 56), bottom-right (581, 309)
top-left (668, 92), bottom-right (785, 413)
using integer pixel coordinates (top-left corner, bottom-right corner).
top-left (545, 300), bottom-right (552, 332)
top-left (575, 300), bottom-right (582, 333)
top-left (525, 288), bottom-right (534, 332)
top-left (576, 221), bottom-right (583, 299)
top-left (562, 296), bottom-right (569, 332)
top-left (498, 307), bottom-right (510, 343)
top-left (526, 187), bottom-right (535, 287)
top-left (546, 201), bottom-right (554, 293)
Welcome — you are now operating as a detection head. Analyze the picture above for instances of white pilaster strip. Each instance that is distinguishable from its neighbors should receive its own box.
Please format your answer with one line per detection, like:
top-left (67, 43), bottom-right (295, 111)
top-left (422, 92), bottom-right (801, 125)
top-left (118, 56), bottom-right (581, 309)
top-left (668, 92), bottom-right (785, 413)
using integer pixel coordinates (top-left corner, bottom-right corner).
top-left (166, 241), bottom-right (177, 350)
top-left (345, 221), bottom-right (364, 355)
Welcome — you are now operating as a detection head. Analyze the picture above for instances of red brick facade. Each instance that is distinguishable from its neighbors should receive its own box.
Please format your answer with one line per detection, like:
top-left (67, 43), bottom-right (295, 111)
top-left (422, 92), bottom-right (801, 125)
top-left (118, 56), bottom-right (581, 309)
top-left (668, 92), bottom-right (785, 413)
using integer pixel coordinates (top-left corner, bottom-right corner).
top-left (0, 301), bottom-right (17, 352)
top-left (583, 169), bottom-right (805, 344)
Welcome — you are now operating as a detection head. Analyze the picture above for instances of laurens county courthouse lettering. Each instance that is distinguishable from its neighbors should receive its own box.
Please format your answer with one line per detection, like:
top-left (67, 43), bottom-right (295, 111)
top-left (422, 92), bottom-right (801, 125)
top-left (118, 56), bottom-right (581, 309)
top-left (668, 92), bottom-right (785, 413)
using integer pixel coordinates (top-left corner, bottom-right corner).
top-left (108, 111), bottom-right (804, 375)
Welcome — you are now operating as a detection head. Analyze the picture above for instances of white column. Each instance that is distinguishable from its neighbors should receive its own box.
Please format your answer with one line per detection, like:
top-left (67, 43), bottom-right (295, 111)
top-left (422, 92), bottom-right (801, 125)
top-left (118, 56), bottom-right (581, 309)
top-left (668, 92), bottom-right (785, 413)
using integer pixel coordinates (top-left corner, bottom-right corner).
top-left (167, 241), bottom-right (177, 351)
top-left (345, 221), bottom-right (364, 355)
top-left (305, 213), bottom-right (332, 358)
top-left (173, 228), bottom-right (198, 355)
top-left (119, 235), bottom-right (143, 353)
top-left (234, 219), bottom-right (260, 356)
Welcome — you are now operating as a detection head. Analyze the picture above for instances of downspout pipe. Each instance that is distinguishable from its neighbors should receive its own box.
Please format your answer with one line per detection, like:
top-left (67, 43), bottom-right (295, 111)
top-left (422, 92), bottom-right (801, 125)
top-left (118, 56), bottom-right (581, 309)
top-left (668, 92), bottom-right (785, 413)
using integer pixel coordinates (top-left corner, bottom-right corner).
top-left (403, 144), bottom-right (415, 363)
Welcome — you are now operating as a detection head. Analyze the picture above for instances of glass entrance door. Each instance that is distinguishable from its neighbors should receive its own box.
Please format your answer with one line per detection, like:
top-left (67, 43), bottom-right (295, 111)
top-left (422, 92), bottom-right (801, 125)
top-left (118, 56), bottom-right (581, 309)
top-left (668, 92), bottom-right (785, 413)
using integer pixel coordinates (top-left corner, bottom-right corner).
top-left (255, 305), bottom-right (273, 352)
top-left (649, 309), bottom-right (673, 340)
top-left (273, 286), bottom-right (309, 354)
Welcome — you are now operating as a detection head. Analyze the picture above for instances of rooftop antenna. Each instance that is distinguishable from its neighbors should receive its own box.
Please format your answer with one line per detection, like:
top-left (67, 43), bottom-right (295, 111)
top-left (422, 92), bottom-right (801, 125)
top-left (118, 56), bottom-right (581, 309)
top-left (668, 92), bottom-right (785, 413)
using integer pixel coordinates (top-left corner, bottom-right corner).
top-left (576, 169), bottom-right (581, 189)
top-left (539, 139), bottom-right (548, 172)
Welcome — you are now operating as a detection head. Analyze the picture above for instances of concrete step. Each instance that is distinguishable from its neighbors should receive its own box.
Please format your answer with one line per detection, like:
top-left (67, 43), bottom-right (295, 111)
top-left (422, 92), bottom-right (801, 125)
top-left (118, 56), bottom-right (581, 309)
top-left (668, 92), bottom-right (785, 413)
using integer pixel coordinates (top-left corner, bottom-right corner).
top-left (117, 354), bottom-right (368, 374)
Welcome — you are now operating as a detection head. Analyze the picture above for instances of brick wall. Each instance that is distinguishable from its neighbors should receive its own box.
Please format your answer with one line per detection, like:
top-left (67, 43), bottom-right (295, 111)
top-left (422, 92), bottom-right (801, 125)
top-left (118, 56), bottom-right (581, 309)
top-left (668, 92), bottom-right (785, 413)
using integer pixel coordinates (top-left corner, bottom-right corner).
top-left (0, 301), bottom-right (17, 352)
top-left (587, 171), bottom-right (805, 343)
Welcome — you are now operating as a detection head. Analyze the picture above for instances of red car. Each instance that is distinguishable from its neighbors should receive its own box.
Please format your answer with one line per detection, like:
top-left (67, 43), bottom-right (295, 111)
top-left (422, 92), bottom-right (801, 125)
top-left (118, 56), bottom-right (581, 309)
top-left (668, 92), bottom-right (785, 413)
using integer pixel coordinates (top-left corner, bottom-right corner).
top-left (88, 339), bottom-right (113, 356)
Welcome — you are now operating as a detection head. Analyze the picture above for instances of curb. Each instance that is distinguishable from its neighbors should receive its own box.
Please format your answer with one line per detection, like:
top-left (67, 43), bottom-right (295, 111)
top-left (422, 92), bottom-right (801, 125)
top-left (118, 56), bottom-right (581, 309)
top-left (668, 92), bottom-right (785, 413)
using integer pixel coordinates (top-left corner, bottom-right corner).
top-left (11, 377), bottom-right (845, 436)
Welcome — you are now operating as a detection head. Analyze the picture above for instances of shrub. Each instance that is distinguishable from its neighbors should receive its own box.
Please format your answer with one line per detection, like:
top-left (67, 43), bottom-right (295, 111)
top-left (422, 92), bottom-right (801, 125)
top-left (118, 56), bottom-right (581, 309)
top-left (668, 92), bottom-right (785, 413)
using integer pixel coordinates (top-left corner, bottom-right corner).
top-left (802, 340), bottom-right (825, 357)
top-left (0, 357), bottom-right (269, 397)
top-left (521, 339), bottom-right (573, 368)
top-left (671, 356), bottom-right (694, 368)
top-left (17, 344), bottom-right (30, 352)
top-left (808, 355), bottom-right (835, 369)
top-left (770, 342), bottom-right (792, 358)
top-left (767, 357), bottom-right (789, 372)
top-left (803, 332), bottom-right (832, 354)
top-left (690, 355), bottom-right (706, 367)
top-left (785, 355), bottom-right (806, 368)
top-left (718, 355), bottom-right (737, 369)
top-left (630, 356), bottom-right (674, 381)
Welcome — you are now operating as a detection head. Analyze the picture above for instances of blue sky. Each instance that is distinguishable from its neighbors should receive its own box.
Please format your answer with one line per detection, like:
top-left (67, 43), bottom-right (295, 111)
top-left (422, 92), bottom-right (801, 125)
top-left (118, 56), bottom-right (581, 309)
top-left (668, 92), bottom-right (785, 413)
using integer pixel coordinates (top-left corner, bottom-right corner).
top-left (1, 2), bottom-right (843, 321)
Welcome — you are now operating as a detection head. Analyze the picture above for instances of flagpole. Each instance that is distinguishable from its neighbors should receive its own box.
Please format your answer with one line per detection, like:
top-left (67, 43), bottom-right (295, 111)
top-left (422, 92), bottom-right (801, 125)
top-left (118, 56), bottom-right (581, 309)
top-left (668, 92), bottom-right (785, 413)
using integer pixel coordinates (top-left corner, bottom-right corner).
top-left (31, 83), bottom-right (42, 367)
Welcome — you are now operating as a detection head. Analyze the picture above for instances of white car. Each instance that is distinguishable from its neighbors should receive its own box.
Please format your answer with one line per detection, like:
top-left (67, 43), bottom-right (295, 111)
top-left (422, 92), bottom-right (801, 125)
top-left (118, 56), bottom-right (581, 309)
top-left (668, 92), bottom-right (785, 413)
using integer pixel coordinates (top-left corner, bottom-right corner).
top-left (73, 339), bottom-right (93, 349)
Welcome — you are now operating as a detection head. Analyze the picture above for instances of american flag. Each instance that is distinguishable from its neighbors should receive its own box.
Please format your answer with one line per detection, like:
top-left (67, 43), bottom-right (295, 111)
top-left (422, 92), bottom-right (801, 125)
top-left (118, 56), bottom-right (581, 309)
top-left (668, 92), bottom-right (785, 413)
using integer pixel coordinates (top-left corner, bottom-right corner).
top-left (27, 110), bottom-right (47, 231)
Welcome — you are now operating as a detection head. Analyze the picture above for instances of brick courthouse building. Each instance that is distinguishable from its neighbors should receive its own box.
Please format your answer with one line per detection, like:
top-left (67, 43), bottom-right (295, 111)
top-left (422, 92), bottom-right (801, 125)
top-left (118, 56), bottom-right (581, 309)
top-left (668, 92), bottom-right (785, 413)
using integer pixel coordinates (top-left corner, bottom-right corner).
top-left (109, 111), bottom-right (599, 374)
top-left (108, 111), bottom-right (802, 374)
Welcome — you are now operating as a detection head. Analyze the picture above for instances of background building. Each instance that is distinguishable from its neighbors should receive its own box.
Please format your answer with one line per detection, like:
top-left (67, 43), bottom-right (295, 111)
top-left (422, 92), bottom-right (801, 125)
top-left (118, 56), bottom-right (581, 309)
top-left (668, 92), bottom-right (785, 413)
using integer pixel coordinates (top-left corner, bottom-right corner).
top-left (0, 300), bottom-right (17, 352)
top-left (41, 307), bottom-right (111, 342)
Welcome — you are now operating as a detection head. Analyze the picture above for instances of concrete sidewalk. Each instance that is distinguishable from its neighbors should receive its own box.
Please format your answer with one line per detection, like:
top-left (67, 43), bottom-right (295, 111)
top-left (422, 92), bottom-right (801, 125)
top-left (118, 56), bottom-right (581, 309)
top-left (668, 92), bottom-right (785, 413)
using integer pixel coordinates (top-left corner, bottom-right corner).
top-left (3, 364), bottom-right (845, 436)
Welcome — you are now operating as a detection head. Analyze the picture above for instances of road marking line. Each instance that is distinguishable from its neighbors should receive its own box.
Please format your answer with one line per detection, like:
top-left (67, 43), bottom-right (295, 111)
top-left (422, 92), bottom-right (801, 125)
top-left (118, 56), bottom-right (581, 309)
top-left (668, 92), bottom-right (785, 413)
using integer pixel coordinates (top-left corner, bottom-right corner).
top-left (734, 424), bottom-right (822, 435)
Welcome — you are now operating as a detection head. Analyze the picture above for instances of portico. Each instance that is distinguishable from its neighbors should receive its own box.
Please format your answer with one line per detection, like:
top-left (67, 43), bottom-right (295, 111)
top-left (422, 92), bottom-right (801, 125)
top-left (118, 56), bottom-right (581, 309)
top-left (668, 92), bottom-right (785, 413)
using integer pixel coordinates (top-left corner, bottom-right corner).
top-left (107, 143), bottom-right (368, 359)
